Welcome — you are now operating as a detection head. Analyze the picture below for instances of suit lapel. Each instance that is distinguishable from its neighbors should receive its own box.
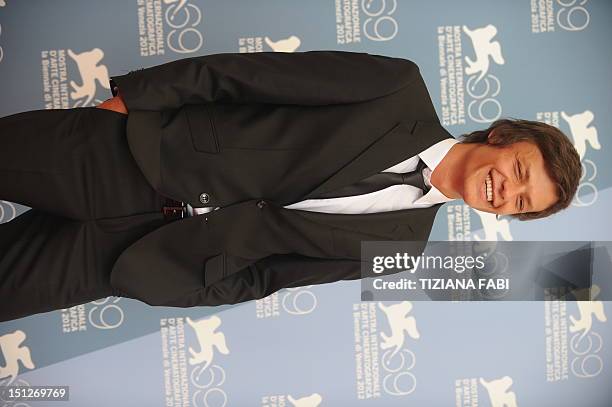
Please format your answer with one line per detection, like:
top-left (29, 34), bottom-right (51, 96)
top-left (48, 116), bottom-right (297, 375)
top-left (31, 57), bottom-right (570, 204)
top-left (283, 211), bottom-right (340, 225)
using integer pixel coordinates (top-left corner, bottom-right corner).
top-left (303, 120), bottom-right (453, 200)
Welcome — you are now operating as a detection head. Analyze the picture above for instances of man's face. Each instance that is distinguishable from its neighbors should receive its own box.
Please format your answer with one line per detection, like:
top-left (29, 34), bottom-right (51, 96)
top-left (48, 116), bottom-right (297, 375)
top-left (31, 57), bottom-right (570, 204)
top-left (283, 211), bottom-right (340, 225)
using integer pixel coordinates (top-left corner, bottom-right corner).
top-left (459, 138), bottom-right (558, 216)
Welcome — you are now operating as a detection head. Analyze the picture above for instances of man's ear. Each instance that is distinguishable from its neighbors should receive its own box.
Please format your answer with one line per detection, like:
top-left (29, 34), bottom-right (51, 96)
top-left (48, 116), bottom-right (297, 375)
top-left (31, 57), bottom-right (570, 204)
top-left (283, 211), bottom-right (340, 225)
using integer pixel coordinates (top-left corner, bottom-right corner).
top-left (487, 129), bottom-right (500, 145)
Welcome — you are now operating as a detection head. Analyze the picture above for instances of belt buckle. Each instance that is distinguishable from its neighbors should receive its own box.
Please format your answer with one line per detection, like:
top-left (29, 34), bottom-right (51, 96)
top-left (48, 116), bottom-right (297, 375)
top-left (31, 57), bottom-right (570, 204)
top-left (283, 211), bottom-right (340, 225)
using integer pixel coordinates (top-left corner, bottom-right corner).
top-left (162, 205), bottom-right (185, 219)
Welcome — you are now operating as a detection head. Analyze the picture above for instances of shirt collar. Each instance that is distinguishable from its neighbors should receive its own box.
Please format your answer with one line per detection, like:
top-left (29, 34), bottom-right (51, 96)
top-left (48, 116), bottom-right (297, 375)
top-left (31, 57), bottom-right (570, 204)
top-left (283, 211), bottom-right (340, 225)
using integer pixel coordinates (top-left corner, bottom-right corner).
top-left (415, 137), bottom-right (459, 205)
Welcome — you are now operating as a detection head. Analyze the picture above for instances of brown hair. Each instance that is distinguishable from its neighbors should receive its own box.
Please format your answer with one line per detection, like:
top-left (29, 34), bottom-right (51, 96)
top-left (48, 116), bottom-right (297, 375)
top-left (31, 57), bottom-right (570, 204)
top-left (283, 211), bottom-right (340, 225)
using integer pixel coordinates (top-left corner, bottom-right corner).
top-left (459, 118), bottom-right (582, 220)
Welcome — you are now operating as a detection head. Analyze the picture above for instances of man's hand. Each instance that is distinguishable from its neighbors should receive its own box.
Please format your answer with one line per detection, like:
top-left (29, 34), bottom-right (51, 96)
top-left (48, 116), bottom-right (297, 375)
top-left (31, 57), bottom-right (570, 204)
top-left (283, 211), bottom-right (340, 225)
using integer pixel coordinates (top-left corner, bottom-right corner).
top-left (96, 92), bottom-right (128, 114)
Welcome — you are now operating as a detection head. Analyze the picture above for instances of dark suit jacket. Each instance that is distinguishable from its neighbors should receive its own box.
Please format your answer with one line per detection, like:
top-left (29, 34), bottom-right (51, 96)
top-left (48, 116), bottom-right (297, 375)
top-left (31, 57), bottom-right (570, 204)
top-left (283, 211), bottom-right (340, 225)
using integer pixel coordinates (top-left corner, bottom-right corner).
top-left (108, 50), bottom-right (454, 307)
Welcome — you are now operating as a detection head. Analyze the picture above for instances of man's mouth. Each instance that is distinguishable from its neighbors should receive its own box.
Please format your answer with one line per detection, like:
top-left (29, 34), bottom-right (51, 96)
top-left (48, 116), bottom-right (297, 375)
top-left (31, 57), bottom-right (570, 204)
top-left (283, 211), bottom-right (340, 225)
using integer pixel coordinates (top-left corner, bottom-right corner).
top-left (484, 171), bottom-right (493, 204)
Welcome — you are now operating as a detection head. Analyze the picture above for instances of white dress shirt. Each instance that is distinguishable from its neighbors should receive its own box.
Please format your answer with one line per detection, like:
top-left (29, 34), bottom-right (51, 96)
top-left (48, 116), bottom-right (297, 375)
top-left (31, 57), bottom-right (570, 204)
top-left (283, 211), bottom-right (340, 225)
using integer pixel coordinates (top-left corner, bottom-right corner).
top-left (187, 137), bottom-right (458, 216)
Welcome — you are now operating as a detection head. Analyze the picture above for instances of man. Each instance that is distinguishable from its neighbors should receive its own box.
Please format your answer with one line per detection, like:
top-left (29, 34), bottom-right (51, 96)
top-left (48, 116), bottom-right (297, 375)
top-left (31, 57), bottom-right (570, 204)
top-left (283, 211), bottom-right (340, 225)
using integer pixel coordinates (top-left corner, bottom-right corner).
top-left (0, 51), bottom-right (581, 322)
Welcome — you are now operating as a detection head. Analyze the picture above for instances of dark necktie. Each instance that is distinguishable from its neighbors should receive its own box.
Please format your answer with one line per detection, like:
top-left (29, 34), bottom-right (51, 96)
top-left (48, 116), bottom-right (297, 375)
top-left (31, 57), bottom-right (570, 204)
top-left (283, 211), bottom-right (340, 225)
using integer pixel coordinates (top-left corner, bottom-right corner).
top-left (312, 158), bottom-right (430, 199)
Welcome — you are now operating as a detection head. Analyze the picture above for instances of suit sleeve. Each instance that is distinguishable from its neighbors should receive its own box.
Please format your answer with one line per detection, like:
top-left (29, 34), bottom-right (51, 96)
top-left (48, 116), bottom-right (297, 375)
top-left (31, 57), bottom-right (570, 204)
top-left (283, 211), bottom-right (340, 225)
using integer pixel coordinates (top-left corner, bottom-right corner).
top-left (158, 253), bottom-right (364, 307)
top-left (110, 50), bottom-right (419, 111)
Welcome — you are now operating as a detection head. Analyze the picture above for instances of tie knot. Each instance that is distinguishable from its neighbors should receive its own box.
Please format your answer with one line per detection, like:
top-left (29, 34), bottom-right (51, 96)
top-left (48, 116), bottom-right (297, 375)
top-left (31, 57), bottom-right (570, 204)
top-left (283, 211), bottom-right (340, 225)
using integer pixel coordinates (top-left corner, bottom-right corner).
top-left (401, 159), bottom-right (430, 193)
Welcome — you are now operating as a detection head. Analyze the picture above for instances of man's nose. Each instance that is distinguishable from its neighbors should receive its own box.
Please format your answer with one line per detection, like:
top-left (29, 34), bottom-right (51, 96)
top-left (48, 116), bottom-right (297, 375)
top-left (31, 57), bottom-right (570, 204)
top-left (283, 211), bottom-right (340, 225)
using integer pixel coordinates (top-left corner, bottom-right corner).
top-left (501, 178), bottom-right (527, 202)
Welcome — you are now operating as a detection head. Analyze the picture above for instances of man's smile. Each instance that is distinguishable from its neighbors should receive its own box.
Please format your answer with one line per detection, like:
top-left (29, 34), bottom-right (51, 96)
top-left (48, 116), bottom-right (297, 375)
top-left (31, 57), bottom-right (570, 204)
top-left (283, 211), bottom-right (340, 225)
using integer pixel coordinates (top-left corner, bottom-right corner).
top-left (482, 169), bottom-right (495, 208)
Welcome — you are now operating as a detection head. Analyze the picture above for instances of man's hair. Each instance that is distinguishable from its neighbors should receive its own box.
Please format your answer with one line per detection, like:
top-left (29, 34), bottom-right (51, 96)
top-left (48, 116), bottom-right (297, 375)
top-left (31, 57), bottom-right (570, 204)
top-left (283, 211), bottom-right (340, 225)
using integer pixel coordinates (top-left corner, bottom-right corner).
top-left (459, 118), bottom-right (582, 221)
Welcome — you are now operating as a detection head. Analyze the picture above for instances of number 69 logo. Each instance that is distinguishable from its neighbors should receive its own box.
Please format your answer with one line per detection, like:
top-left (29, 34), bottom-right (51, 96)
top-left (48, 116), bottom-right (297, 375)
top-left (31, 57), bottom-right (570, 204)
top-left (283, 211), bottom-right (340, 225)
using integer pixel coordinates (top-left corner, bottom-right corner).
top-left (572, 159), bottom-right (597, 207)
top-left (164, 0), bottom-right (204, 54)
top-left (361, 0), bottom-right (399, 42)
top-left (557, 0), bottom-right (590, 32)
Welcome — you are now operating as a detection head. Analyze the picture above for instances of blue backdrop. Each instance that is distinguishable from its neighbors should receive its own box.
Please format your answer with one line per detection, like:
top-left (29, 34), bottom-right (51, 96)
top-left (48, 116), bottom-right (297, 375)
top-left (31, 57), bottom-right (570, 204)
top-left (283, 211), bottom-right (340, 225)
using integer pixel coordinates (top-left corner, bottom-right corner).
top-left (1, 1), bottom-right (610, 406)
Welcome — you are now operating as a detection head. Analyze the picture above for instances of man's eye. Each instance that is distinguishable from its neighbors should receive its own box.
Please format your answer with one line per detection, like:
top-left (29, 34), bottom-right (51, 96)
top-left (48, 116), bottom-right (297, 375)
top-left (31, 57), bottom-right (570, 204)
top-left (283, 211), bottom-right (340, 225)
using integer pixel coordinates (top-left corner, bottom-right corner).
top-left (520, 197), bottom-right (524, 212)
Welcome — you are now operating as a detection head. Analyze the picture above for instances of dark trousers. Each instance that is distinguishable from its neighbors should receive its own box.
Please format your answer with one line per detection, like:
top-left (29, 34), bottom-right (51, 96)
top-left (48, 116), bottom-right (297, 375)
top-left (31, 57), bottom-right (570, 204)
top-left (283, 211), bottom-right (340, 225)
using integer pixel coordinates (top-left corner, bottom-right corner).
top-left (0, 107), bottom-right (172, 322)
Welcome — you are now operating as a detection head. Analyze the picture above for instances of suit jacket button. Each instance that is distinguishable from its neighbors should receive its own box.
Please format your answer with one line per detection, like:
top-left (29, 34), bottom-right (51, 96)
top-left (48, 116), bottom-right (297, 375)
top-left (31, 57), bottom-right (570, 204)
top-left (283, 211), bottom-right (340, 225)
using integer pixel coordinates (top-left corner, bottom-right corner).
top-left (257, 200), bottom-right (267, 209)
top-left (199, 192), bottom-right (210, 204)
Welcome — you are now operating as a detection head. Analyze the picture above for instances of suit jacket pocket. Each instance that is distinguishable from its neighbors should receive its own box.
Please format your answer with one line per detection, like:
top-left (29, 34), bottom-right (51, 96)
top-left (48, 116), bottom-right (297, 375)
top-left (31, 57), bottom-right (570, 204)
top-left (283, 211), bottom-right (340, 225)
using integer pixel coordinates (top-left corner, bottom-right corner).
top-left (203, 252), bottom-right (260, 287)
top-left (184, 104), bottom-right (220, 153)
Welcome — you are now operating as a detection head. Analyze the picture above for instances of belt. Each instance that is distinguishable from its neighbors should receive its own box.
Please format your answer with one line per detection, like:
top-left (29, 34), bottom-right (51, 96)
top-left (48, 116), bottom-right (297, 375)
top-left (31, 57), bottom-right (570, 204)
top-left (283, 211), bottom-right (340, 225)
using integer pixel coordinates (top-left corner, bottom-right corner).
top-left (162, 198), bottom-right (186, 220)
